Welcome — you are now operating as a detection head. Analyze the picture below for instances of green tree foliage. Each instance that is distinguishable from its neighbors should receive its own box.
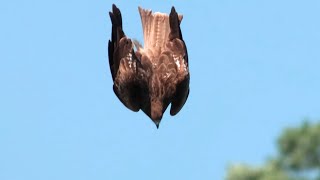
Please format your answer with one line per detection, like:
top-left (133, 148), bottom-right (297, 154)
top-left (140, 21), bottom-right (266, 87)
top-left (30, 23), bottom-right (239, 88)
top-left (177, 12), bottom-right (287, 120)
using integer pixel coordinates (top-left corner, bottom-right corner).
top-left (226, 160), bottom-right (290, 180)
top-left (225, 121), bottom-right (320, 180)
top-left (278, 121), bottom-right (320, 171)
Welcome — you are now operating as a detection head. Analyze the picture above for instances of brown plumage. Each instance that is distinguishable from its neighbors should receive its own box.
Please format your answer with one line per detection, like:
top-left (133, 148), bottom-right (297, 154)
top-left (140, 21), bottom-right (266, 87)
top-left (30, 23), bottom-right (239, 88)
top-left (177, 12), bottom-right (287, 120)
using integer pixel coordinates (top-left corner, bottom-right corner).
top-left (108, 4), bottom-right (189, 128)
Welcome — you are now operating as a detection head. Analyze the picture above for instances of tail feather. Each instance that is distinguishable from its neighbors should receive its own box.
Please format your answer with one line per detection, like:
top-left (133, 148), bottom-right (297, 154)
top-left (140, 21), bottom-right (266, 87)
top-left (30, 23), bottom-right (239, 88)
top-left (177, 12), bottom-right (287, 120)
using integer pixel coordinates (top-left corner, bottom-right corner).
top-left (138, 7), bottom-right (172, 57)
top-left (138, 7), bottom-right (153, 49)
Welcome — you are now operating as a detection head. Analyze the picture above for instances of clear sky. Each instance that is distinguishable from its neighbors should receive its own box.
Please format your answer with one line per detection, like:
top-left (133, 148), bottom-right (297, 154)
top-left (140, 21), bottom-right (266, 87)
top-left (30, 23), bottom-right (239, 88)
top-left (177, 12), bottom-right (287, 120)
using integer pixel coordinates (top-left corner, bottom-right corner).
top-left (1, 0), bottom-right (320, 179)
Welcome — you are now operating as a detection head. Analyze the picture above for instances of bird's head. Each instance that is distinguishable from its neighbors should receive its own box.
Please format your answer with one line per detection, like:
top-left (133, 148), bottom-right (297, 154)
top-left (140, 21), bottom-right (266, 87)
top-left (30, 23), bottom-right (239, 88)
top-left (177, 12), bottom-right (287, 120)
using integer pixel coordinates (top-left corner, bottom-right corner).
top-left (150, 98), bottom-right (163, 128)
top-left (148, 57), bottom-right (178, 128)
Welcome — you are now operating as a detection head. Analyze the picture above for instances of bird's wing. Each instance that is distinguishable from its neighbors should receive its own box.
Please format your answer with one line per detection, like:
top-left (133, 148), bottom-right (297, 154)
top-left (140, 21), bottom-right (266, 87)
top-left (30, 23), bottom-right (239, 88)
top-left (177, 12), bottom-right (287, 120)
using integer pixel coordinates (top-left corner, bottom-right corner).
top-left (167, 7), bottom-right (190, 116)
top-left (108, 4), bottom-right (124, 81)
top-left (108, 4), bottom-right (147, 112)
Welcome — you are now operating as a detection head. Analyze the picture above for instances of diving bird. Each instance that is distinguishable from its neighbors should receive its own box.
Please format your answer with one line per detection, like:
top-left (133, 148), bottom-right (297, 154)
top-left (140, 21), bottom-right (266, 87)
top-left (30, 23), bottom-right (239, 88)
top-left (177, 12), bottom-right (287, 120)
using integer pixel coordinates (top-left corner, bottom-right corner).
top-left (108, 4), bottom-right (189, 128)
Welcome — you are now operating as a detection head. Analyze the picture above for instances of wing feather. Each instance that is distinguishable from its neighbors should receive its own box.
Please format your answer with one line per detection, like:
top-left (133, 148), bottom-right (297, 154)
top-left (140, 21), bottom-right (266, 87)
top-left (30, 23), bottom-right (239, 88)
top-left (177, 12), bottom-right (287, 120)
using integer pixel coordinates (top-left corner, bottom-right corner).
top-left (167, 7), bottom-right (190, 116)
top-left (108, 4), bottom-right (190, 124)
top-left (109, 4), bottom-right (148, 112)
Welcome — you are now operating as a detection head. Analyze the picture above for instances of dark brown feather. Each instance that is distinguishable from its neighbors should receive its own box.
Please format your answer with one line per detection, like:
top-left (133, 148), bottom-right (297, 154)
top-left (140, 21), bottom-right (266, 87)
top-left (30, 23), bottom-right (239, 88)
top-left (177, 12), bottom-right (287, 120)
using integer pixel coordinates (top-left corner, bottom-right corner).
top-left (108, 4), bottom-right (190, 128)
top-left (108, 4), bottom-right (148, 112)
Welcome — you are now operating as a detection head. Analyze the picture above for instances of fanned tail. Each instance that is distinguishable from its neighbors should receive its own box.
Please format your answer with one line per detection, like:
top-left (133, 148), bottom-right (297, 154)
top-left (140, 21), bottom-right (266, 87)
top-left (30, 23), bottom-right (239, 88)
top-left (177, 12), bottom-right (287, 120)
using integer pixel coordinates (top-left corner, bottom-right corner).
top-left (138, 7), bottom-right (171, 56)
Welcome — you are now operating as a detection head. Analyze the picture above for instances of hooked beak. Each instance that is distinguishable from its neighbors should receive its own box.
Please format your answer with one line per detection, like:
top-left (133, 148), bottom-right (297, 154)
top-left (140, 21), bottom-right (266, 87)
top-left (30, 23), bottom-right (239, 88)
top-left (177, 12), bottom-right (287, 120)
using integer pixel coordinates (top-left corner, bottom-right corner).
top-left (151, 99), bottom-right (163, 128)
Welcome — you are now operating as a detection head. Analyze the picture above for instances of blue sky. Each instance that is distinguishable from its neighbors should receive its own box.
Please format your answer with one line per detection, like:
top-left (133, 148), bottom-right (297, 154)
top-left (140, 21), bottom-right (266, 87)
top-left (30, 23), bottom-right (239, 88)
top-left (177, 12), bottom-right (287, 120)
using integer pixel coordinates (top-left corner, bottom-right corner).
top-left (1, 0), bottom-right (320, 179)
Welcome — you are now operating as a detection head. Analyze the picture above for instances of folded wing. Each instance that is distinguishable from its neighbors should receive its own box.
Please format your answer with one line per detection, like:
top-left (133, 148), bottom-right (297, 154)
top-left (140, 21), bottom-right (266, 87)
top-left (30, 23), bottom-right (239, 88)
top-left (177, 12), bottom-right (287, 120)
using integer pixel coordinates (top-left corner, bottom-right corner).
top-left (167, 7), bottom-right (190, 116)
top-left (108, 4), bottom-right (148, 112)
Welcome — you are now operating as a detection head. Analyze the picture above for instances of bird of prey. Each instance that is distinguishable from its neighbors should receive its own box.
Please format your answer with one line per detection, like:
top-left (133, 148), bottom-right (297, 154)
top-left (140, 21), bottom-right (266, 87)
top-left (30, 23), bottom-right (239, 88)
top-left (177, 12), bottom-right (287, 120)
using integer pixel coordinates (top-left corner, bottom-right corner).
top-left (108, 4), bottom-right (189, 128)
